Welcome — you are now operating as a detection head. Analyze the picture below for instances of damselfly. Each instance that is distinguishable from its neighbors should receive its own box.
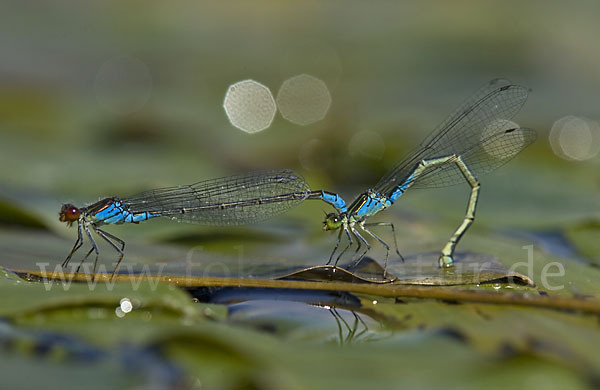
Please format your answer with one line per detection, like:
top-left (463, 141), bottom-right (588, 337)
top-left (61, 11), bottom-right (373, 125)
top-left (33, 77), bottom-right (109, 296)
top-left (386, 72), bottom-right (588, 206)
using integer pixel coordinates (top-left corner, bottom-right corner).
top-left (316, 79), bottom-right (536, 271)
top-left (59, 170), bottom-right (341, 278)
top-left (59, 79), bottom-right (536, 279)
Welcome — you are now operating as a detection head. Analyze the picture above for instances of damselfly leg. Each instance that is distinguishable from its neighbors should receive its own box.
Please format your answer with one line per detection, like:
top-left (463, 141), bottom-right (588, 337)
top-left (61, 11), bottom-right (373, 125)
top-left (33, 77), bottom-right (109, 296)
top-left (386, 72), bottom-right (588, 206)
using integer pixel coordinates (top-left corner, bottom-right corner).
top-left (438, 156), bottom-right (480, 267)
top-left (325, 222), bottom-right (397, 280)
top-left (76, 248), bottom-right (94, 273)
top-left (326, 228), bottom-right (345, 265)
top-left (349, 227), bottom-right (370, 264)
top-left (400, 154), bottom-right (481, 267)
top-left (62, 220), bottom-right (126, 280)
top-left (94, 227), bottom-right (125, 279)
top-left (83, 224), bottom-right (100, 276)
top-left (327, 227), bottom-right (354, 266)
top-left (363, 222), bottom-right (404, 262)
top-left (62, 222), bottom-right (84, 268)
top-left (356, 223), bottom-right (391, 273)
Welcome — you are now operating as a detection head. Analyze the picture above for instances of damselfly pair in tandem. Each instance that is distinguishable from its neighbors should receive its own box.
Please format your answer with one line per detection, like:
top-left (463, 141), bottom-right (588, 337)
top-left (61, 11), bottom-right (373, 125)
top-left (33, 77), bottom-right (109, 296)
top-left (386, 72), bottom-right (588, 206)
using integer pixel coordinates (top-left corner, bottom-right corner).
top-left (60, 79), bottom-right (536, 280)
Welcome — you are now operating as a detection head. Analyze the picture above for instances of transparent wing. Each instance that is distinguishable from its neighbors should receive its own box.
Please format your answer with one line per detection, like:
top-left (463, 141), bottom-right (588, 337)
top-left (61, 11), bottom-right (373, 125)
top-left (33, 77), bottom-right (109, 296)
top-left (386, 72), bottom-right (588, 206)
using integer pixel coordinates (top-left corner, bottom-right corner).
top-left (374, 79), bottom-right (531, 195)
top-left (411, 127), bottom-right (537, 188)
top-left (122, 170), bottom-right (310, 225)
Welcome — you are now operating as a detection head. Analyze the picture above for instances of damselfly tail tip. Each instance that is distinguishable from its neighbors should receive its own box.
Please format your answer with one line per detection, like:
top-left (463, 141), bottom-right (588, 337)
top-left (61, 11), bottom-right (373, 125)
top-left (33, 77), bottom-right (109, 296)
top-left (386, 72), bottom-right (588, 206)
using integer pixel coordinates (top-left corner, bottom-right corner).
top-left (59, 204), bottom-right (81, 226)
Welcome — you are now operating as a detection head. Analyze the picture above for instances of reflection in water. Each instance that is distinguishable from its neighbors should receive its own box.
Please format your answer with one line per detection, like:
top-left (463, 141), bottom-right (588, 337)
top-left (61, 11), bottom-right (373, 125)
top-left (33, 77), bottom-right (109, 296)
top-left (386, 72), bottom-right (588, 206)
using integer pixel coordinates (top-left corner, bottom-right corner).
top-left (189, 287), bottom-right (393, 344)
top-left (189, 287), bottom-right (362, 308)
top-left (329, 307), bottom-right (368, 345)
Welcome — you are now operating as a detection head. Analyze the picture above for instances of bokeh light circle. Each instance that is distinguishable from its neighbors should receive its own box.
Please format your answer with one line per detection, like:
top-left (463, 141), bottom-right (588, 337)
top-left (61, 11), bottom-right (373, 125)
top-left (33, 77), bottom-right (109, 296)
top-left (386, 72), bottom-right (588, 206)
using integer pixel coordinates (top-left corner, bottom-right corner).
top-left (276, 74), bottom-right (331, 126)
top-left (223, 80), bottom-right (276, 134)
top-left (549, 115), bottom-right (600, 161)
top-left (94, 55), bottom-right (153, 115)
top-left (119, 298), bottom-right (133, 314)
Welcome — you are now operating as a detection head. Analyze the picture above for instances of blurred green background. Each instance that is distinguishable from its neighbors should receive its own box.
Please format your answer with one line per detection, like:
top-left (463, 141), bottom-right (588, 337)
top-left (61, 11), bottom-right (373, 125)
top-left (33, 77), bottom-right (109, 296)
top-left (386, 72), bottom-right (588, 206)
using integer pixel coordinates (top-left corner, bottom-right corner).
top-left (1, 1), bottom-right (599, 221)
top-left (2, 0), bottom-right (599, 268)
top-left (1, 1), bottom-right (600, 389)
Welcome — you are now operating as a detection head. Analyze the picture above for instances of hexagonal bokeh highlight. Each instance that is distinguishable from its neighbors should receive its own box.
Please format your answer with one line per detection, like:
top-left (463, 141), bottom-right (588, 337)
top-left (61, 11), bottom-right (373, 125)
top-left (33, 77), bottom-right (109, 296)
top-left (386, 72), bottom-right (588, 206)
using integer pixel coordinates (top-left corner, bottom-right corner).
top-left (223, 80), bottom-right (276, 134)
top-left (276, 74), bottom-right (331, 126)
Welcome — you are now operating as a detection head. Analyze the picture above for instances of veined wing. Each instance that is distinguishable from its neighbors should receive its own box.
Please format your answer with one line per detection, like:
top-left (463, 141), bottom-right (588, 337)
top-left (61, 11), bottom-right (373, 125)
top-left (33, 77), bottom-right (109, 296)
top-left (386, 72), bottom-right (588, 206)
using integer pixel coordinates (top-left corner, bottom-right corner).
top-left (410, 127), bottom-right (536, 188)
top-left (121, 169), bottom-right (310, 225)
top-left (374, 79), bottom-right (530, 195)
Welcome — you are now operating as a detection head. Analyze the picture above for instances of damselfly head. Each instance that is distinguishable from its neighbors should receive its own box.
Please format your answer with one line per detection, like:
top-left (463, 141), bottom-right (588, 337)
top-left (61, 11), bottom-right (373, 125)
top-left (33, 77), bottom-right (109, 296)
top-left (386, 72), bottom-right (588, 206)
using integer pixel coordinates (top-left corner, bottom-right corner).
top-left (323, 213), bottom-right (342, 231)
top-left (59, 204), bottom-right (81, 226)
